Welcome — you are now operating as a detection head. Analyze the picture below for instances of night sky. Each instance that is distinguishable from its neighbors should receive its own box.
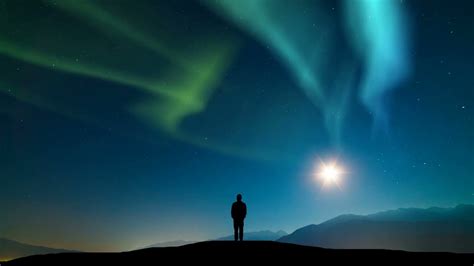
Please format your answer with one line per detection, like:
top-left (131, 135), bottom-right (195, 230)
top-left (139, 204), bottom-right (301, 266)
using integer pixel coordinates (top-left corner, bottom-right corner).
top-left (0, 0), bottom-right (473, 251)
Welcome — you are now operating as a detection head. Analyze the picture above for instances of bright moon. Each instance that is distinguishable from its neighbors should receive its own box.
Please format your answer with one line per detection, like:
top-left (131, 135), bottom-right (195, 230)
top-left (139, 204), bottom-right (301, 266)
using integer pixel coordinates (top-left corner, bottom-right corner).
top-left (314, 160), bottom-right (345, 188)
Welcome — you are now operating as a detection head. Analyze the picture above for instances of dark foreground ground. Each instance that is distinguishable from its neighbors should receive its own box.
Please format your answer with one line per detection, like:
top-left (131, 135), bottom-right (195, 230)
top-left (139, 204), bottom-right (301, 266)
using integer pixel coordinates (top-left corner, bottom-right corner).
top-left (3, 241), bottom-right (473, 265)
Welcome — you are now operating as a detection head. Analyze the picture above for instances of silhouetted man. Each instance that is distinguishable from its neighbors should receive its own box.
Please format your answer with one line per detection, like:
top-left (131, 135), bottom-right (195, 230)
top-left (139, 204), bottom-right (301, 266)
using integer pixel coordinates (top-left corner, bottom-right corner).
top-left (231, 194), bottom-right (247, 241)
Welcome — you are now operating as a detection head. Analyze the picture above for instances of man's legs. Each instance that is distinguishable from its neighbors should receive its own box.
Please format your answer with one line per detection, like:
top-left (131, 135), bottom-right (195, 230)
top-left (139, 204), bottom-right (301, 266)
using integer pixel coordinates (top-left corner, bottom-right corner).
top-left (239, 222), bottom-right (244, 241)
top-left (233, 220), bottom-right (238, 241)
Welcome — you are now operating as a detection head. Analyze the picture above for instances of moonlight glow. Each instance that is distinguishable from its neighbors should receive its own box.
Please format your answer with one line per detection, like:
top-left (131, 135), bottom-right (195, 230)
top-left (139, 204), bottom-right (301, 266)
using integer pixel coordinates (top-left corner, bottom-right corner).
top-left (315, 160), bottom-right (345, 189)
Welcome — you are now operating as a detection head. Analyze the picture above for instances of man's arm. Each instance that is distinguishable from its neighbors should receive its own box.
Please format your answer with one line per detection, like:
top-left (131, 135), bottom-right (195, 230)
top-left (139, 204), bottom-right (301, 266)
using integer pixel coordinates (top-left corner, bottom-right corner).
top-left (231, 203), bottom-right (235, 219)
top-left (243, 203), bottom-right (247, 218)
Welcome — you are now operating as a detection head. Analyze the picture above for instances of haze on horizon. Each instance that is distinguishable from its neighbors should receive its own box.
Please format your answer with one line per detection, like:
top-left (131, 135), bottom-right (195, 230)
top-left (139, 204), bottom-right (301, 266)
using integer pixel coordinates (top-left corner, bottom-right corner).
top-left (0, 0), bottom-right (472, 252)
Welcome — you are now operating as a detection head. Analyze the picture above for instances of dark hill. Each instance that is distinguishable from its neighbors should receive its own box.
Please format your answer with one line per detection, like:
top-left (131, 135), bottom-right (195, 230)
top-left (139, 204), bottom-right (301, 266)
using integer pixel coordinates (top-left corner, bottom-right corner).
top-left (4, 241), bottom-right (473, 265)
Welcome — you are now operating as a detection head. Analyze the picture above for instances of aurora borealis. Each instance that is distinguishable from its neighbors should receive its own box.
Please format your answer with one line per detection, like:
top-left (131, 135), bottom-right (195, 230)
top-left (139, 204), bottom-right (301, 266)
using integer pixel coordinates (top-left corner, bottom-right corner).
top-left (206, 0), bottom-right (411, 144)
top-left (0, 0), bottom-right (473, 252)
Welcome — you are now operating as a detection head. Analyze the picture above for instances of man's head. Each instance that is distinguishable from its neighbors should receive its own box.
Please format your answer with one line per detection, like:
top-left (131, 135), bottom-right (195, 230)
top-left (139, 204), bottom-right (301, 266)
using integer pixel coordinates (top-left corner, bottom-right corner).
top-left (236, 194), bottom-right (242, 202)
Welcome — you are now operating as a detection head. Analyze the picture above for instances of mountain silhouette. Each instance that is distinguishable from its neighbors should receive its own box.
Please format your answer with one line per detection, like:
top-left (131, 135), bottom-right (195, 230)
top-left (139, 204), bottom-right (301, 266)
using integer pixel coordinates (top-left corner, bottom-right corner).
top-left (0, 238), bottom-right (76, 262)
top-left (4, 241), bottom-right (473, 265)
top-left (278, 204), bottom-right (474, 252)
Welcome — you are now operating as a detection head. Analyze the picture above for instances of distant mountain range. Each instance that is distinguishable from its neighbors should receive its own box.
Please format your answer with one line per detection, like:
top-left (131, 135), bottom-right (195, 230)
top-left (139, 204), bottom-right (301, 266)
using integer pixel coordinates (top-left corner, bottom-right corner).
top-left (0, 238), bottom-right (76, 261)
top-left (278, 204), bottom-right (474, 253)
